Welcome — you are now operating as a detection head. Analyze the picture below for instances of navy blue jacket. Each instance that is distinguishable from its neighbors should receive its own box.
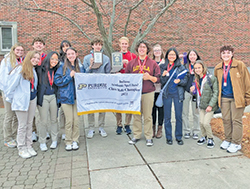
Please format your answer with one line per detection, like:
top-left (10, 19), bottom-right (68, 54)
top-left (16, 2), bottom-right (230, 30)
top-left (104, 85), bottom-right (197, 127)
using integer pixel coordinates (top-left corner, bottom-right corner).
top-left (54, 65), bottom-right (76, 105)
top-left (160, 61), bottom-right (189, 101)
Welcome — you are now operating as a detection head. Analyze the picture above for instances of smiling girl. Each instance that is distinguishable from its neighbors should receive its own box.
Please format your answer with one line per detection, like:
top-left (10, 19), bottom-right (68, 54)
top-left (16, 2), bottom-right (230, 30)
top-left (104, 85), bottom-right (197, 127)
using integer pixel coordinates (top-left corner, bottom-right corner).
top-left (0, 43), bottom-right (25, 148)
top-left (5, 51), bottom-right (40, 158)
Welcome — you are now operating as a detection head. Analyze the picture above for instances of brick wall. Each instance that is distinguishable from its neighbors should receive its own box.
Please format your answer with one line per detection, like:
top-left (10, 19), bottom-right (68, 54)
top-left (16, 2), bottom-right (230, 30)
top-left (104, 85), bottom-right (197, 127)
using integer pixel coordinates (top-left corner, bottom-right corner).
top-left (0, 0), bottom-right (250, 67)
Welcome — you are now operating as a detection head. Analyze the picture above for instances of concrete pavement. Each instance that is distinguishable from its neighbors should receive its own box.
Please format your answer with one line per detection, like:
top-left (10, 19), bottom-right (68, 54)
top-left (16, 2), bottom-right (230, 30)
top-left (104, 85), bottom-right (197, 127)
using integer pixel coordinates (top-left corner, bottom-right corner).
top-left (0, 108), bottom-right (250, 189)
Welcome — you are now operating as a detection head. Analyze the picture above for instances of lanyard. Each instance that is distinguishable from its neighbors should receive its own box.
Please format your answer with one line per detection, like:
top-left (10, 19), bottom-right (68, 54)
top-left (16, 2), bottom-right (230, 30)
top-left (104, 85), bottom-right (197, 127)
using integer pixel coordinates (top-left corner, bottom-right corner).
top-left (167, 63), bottom-right (174, 72)
top-left (48, 70), bottom-right (54, 88)
top-left (195, 74), bottom-right (206, 96)
top-left (189, 63), bottom-right (194, 74)
top-left (223, 59), bottom-right (232, 86)
top-left (30, 78), bottom-right (34, 92)
top-left (17, 57), bottom-right (23, 65)
top-left (137, 56), bottom-right (147, 73)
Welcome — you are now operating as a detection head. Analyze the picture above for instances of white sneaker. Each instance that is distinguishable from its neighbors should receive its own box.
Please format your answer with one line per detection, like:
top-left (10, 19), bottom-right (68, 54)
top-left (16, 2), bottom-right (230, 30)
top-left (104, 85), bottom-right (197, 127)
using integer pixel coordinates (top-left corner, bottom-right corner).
top-left (32, 132), bottom-right (38, 142)
top-left (72, 141), bottom-right (79, 150)
top-left (50, 141), bottom-right (57, 149)
top-left (40, 143), bottom-right (48, 152)
top-left (87, 130), bottom-right (95, 139)
top-left (46, 133), bottom-right (50, 140)
top-left (27, 148), bottom-right (37, 157)
top-left (220, 140), bottom-right (231, 150)
top-left (19, 149), bottom-right (31, 159)
top-left (62, 134), bottom-right (66, 140)
top-left (99, 127), bottom-right (107, 137)
top-left (227, 143), bottom-right (242, 153)
top-left (65, 144), bottom-right (72, 151)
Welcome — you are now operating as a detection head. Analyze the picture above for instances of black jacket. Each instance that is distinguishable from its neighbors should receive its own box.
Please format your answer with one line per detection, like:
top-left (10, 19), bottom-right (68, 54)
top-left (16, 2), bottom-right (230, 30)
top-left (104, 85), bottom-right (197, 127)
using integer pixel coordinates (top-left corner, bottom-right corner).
top-left (36, 65), bottom-right (59, 107)
top-left (160, 61), bottom-right (189, 101)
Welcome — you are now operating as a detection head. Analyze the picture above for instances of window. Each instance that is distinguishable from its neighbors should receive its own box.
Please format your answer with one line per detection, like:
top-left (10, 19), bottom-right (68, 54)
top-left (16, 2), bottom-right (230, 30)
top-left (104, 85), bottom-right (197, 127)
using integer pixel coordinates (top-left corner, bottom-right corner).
top-left (0, 21), bottom-right (17, 55)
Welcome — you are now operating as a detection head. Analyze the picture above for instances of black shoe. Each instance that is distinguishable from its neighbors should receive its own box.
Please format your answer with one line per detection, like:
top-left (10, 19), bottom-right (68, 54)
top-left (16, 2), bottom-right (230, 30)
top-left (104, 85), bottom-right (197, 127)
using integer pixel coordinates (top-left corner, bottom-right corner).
top-left (166, 139), bottom-right (173, 145)
top-left (176, 139), bottom-right (184, 145)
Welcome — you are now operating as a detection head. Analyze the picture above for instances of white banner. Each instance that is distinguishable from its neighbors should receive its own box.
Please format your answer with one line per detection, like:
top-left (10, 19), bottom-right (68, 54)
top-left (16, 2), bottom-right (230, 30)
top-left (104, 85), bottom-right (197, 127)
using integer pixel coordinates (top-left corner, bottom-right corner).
top-left (75, 73), bottom-right (143, 115)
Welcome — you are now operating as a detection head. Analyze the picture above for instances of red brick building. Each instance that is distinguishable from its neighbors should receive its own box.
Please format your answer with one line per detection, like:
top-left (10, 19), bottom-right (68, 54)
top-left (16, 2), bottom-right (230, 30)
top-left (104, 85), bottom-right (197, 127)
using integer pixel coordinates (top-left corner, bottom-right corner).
top-left (0, 0), bottom-right (250, 66)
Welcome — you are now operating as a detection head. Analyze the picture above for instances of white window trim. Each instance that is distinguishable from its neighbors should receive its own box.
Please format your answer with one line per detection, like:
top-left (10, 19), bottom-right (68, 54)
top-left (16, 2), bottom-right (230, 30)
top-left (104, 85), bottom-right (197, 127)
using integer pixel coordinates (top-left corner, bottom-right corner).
top-left (0, 21), bottom-right (17, 55)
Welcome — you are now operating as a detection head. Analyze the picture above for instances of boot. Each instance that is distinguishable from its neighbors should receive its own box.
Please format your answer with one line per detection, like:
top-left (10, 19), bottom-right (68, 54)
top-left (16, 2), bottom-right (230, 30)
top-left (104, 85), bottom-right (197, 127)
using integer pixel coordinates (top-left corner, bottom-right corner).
top-left (152, 125), bottom-right (156, 138)
top-left (156, 125), bottom-right (163, 139)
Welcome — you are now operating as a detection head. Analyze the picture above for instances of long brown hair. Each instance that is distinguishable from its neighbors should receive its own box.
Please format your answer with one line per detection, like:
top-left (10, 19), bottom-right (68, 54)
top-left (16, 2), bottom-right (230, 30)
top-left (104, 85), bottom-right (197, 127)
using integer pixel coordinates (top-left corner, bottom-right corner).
top-left (63, 47), bottom-right (80, 75)
top-left (21, 51), bottom-right (40, 80)
top-left (194, 60), bottom-right (208, 89)
top-left (5, 43), bottom-right (25, 68)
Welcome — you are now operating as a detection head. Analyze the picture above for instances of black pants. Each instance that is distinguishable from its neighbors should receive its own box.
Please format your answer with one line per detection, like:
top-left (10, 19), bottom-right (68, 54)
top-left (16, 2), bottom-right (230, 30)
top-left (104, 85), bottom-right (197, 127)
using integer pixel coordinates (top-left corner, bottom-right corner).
top-left (152, 92), bottom-right (164, 126)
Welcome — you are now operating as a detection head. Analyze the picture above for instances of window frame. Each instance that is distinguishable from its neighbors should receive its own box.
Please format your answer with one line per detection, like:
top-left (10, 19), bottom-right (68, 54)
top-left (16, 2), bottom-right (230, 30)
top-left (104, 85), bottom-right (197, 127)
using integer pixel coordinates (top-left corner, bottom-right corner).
top-left (0, 21), bottom-right (18, 55)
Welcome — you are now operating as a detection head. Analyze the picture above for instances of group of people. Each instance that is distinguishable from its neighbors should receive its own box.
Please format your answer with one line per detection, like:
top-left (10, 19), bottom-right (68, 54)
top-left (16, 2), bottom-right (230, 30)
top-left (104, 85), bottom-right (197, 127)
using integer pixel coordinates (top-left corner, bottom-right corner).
top-left (1, 36), bottom-right (250, 159)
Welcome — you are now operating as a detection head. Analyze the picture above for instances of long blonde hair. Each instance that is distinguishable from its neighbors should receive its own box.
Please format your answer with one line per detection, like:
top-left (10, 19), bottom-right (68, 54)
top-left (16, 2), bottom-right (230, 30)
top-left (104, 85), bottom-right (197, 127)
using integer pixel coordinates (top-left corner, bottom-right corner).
top-left (5, 43), bottom-right (25, 68)
top-left (21, 51), bottom-right (40, 80)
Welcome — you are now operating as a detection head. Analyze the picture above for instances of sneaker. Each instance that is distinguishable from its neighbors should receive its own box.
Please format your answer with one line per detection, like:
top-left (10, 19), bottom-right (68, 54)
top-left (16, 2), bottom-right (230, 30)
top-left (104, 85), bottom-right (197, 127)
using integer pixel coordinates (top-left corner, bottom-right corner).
top-left (184, 133), bottom-right (191, 139)
top-left (220, 140), bottom-right (231, 150)
top-left (27, 148), bottom-right (37, 157)
top-left (19, 149), bottom-right (31, 159)
top-left (72, 141), bottom-right (79, 150)
top-left (192, 134), bottom-right (199, 140)
top-left (46, 133), bottom-right (50, 140)
top-left (99, 127), bottom-right (107, 137)
top-left (32, 132), bottom-right (38, 142)
top-left (128, 138), bottom-right (139, 145)
top-left (207, 138), bottom-right (215, 149)
top-left (62, 134), bottom-right (66, 140)
top-left (50, 141), bottom-right (57, 149)
top-left (227, 143), bottom-right (242, 153)
top-left (4, 140), bottom-right (17, 148)
top-left (197, 137), bottom-right (206, 145)
top-left (146, 139), bottom-right (153, 146)
top-left (124, 125), bottom-right (132, 135)
top-left (87, 130), bottom-right (95, 139)
top-left (116, 126), bottom-right (122, 135)
top-left (65, 144), bottom-right (72, 151)
top-left (40, 143), bottom-right (48, 152)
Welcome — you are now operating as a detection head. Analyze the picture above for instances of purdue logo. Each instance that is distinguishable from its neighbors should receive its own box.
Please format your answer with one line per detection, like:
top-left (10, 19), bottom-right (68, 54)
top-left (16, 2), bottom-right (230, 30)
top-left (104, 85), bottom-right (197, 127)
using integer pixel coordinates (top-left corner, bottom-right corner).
top-left (78, 83), bottom-right (87, 90)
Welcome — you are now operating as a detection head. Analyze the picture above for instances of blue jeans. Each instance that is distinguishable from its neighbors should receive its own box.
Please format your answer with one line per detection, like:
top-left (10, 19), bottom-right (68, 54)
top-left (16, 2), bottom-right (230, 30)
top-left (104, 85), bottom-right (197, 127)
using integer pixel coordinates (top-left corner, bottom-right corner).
top-left (163, 96), bottom-right (183, 140)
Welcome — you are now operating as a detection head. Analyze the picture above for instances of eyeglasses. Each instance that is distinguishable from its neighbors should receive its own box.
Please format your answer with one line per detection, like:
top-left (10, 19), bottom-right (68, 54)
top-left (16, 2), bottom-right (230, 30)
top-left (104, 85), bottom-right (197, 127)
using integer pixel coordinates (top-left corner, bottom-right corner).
top-left (154, 50), bottom-right (161, 52)
top-left (168, 53), bottom-right (176, 56)
top-left (50, 58), bottom-right (59, 62)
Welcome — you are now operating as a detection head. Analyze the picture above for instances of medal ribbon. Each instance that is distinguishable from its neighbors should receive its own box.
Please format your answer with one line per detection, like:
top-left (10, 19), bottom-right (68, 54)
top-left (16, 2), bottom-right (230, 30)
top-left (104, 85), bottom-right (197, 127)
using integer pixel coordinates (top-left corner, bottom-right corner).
top-left (137, 56), bottom-right (147, 73)
top-left (30, 78), bottom-right (34, 91)
top-left (223, 59), bottom-right (232, 86)
top-left (17, 57), bottom-right (23, 65)
top-left (195, 74), bottom-right (206, 96)
top-left (167, 63), bottom-right (174, 72)
top-left (48, 71), bottom-right (54, 87)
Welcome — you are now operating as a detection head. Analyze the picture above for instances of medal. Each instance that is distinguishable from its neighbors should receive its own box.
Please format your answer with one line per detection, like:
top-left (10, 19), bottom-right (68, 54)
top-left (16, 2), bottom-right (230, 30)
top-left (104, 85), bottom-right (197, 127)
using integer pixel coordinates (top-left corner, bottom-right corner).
top-left (166, 72), bottom-right (169, 77)
top-left (224, 82), bottom-right (227, 87)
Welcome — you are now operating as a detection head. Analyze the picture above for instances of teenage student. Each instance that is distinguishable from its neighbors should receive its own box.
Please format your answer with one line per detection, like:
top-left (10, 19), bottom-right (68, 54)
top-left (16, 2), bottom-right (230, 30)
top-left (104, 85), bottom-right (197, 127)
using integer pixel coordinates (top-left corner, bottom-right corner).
top-left (5, 51), bottom-right (40, 158)
top-left (36, 51), bottom-right (60, 151)
top-left (126, 40), bottom-right (161, 146)
top-left (214, 45), bottom-right (250, 153)
top-left (83, 37), bottom-right (111, 139)
top-left (55, 47), bottom-right (81, 151)
top-left (115, 36), bottom-right (137, 135)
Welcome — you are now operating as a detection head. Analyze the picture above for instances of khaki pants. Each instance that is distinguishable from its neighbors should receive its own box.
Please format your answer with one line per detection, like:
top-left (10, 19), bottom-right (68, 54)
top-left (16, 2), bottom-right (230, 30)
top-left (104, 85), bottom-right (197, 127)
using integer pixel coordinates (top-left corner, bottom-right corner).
top-left (182, 91), bottom-right (199, 134)
top-left (199, 109), bottom-right (214, 139)
top-left (221, 98), bottom-right (244, 145)
top-left (2, 93), bottom-right (18, 142)
top-left (61, 102), bottom-right (79, 145)
top-left (88, 113), bottom-right (105, 129)
top-left (15, 98), bottom-right (37, 150)
top-left (133, 92), bottom-right (154, 140)
top-left (38, 95), bottom-right (58, 144)
top-left (116, 113), bottom-right (132, 127)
